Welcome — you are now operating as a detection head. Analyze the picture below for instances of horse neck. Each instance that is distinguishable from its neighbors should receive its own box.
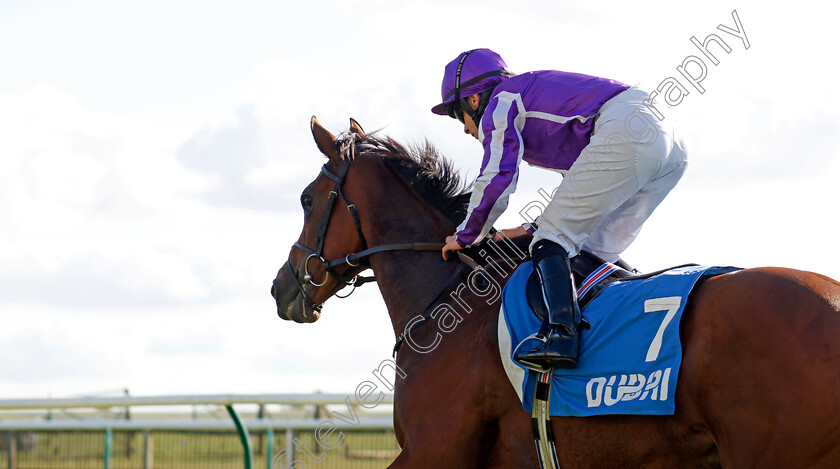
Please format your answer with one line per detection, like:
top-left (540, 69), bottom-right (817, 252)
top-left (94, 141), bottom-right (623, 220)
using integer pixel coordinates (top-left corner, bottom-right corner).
top-left (363, 184), bottom-right (463, 337)
top-left (372, 248), bottom-right (464, 338)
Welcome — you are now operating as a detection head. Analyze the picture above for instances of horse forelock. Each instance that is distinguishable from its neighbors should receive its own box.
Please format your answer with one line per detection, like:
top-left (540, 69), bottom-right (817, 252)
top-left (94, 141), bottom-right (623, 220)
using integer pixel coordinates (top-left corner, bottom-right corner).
top-left (354, 133), bottom-right (471, 226)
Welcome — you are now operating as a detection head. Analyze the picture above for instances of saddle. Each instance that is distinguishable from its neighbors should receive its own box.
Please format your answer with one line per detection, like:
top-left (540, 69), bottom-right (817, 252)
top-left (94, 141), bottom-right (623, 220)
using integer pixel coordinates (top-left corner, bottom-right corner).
top-left (526, 250), bottom-right (634, 321)
top-left (496, 236), bottom-right (696, 321)
top-left (461, 233), bottom-right (691, 322)
top-left (469, 234), bottom-right (636, 319)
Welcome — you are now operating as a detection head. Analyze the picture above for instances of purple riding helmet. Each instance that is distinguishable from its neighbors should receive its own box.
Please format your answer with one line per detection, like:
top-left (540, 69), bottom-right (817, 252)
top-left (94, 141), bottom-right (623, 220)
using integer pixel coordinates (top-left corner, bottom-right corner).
top-left (431, 48), bottom-right (515, 124)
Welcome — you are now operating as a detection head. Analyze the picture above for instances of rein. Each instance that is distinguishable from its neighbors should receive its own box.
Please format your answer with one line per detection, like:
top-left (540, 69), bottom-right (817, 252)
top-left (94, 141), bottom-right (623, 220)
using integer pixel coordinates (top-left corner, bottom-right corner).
top-left (391, 250), bottom-right (531, 357)
top-left (391, 261), bottom-right (471, 357)
top-left (286, 135), bottom-right (446, 312)
top-left (286, 135), bottom-right (525, 358)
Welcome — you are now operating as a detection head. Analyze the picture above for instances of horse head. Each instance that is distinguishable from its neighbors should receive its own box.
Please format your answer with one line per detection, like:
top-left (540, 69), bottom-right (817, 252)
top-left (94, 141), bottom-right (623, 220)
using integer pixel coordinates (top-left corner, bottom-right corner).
top-left (271, 117), bottom-right (471, 324)
top-left (271, 116), bottom-right (374, 323)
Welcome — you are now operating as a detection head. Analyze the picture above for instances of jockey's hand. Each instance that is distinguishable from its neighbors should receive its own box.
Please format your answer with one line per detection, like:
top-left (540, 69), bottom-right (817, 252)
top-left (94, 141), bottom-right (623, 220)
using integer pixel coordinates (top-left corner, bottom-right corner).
top-left (442, 234), bottom-right (464, 260)
top-left (492, 226), bottom-right (528, 241)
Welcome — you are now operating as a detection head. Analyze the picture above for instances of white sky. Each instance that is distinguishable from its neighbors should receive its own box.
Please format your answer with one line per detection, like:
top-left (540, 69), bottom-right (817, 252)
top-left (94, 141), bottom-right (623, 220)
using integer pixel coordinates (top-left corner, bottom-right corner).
top-left (1, 0), bottom-right (839, 399)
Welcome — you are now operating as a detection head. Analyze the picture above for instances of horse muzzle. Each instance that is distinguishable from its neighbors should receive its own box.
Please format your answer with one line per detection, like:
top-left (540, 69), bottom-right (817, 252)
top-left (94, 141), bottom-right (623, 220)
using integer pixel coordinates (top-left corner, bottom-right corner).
top-left (271, 262), bottom-right (322, 323)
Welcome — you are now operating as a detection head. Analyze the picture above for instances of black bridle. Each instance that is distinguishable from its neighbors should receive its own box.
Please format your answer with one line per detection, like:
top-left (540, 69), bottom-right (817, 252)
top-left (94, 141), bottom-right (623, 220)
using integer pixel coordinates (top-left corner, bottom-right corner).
top-left (283, 136), bottom-right (444, 313)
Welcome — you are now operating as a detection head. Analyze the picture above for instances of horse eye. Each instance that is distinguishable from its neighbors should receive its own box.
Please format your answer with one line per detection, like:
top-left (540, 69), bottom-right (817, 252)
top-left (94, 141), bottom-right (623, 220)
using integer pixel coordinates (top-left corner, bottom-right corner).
top-left (300, 194), bottom-right (313, 210)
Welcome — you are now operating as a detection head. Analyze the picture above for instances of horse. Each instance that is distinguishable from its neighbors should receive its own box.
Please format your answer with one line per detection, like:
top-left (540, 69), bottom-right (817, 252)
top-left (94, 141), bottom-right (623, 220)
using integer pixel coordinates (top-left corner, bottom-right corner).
top-left (271, 117), bottom-right (840, 468)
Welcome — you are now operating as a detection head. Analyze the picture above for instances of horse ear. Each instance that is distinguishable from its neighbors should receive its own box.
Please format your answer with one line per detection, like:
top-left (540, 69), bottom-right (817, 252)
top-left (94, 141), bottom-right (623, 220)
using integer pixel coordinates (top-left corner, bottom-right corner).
top-left (310, 116), bottom-right (339, 160)
top-left (349, 118), bottom-right (366, 139)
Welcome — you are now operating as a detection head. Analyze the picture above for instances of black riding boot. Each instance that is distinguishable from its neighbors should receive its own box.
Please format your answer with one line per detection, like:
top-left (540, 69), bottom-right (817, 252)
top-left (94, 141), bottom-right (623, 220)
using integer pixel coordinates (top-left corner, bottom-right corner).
top-left (514, 240), bottom-right (582, 371)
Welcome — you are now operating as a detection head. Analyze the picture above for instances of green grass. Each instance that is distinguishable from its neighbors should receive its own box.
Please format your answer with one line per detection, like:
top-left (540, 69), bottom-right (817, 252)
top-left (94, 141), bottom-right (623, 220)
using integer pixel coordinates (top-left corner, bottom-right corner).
top-left (1, 430), bottom-right (400, 469)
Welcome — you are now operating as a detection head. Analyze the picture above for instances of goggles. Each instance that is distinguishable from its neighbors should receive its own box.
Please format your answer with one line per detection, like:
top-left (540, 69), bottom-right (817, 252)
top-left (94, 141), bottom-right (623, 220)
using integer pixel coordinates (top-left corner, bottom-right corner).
top-left (446, 99), bottom-right (468, 124)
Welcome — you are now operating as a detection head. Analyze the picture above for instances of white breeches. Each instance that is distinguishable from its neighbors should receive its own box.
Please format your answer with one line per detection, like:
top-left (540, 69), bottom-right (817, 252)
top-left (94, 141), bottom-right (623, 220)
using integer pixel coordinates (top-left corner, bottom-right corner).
top-left (532, 87), bottom-right (688, 262)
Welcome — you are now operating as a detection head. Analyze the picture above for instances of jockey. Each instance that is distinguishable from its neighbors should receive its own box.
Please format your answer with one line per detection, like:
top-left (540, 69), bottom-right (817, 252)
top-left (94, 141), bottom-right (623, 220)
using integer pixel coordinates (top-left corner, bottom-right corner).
top-left (434, 49), bottom-right (688, 371)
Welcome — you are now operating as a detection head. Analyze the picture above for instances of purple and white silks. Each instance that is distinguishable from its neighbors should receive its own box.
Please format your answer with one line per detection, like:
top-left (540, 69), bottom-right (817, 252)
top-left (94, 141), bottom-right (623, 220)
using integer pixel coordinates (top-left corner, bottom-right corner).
top-left (456, 70), bottom-right (629, 247)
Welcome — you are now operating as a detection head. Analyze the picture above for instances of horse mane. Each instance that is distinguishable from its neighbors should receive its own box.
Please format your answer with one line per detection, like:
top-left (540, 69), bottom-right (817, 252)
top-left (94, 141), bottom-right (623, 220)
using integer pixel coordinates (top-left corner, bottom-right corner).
top-left (358, 134), bottom-right (472, 226)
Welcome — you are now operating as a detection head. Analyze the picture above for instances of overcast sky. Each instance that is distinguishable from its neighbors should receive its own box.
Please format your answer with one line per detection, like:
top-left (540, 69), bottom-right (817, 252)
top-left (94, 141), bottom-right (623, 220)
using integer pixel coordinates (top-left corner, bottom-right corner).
top-left (1, 0), bottom-right (839, 399)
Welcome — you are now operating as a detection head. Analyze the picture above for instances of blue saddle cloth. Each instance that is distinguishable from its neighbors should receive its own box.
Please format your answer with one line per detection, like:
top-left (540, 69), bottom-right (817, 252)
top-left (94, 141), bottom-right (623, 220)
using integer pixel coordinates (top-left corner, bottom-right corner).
top-left (498, 261), bottom-right (737, 417)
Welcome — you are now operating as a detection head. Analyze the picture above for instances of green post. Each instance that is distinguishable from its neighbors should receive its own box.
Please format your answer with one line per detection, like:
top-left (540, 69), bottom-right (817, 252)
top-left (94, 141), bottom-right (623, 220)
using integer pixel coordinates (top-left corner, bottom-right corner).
top-left (265, 428), bottom-right (274, 469)
top-left (104, 428), bottom-right (113, 469)
top-left (226, 404), bottom-right (254, 469)
top-left (6, 431), bottom-right (16, 469)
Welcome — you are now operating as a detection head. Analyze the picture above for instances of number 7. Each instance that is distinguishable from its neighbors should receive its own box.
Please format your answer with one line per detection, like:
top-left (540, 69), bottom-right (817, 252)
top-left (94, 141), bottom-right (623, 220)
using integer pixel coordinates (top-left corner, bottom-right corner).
top-left (643, 297), bottom-right (682, 362)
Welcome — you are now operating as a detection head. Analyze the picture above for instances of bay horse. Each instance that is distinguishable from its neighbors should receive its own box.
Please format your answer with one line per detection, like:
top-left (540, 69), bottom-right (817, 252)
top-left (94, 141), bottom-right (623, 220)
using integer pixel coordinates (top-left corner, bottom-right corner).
top-left (271, 117), bottom-right (840, 468)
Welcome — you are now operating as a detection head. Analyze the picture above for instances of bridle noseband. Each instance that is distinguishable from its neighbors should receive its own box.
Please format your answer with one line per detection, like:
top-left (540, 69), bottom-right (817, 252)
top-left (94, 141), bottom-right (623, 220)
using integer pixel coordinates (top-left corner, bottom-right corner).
top-left (284, 135), bottom-right (444, 313)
